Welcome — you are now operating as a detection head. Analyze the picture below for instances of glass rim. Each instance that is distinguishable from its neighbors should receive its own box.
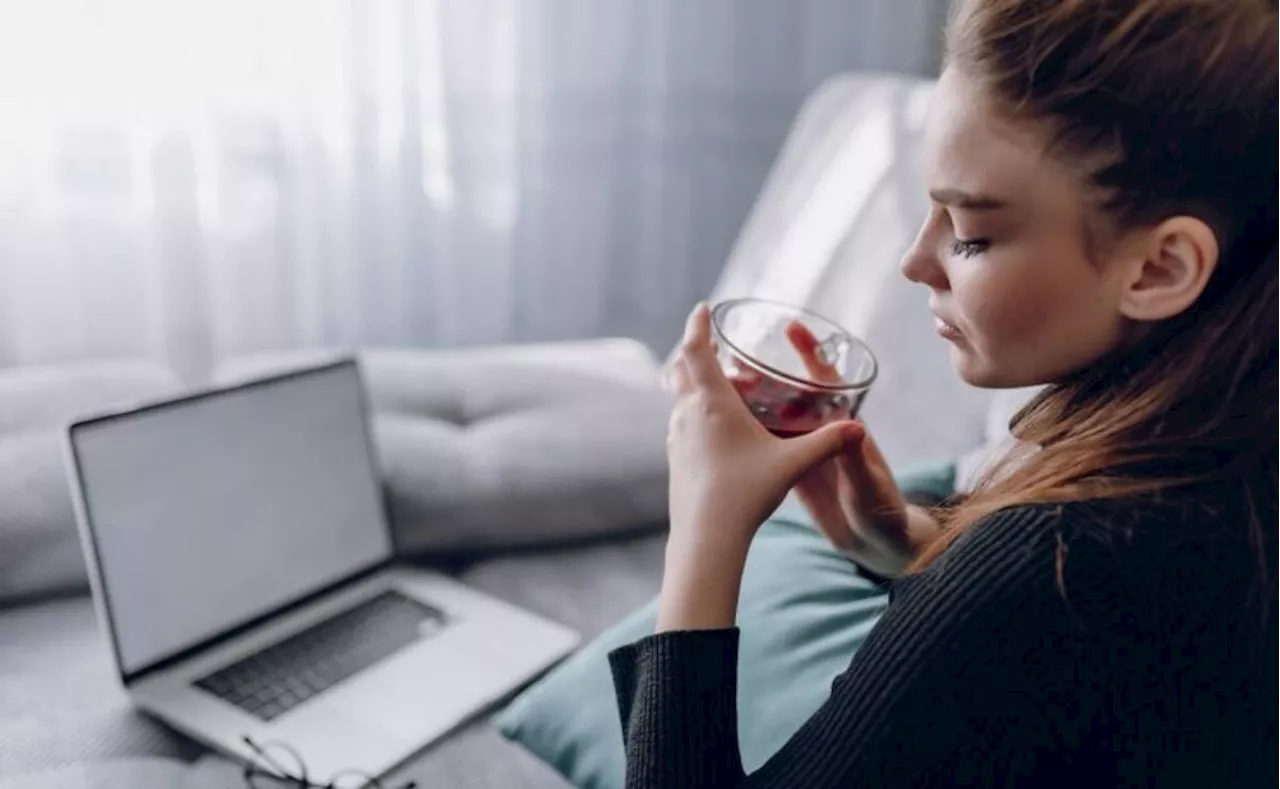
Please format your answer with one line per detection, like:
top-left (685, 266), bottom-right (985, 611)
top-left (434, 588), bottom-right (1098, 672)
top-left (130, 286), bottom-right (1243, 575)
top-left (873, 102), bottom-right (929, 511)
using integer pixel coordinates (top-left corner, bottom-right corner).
top-left (710, 297), bottom-right (879, 392)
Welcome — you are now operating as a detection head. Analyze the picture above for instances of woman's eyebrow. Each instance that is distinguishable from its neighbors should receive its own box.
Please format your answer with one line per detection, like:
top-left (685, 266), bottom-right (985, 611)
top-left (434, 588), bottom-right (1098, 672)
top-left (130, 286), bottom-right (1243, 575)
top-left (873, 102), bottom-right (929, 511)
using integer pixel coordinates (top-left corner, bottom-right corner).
top-left (929, 188), bottom-right (1009, 211)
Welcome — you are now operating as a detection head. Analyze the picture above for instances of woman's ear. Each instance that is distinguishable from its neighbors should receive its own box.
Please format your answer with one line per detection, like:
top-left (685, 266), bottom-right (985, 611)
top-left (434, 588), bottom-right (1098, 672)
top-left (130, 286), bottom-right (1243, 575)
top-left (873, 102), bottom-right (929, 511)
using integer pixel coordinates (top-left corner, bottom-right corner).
top-left (1117, 216), bottom-right (1219, 322)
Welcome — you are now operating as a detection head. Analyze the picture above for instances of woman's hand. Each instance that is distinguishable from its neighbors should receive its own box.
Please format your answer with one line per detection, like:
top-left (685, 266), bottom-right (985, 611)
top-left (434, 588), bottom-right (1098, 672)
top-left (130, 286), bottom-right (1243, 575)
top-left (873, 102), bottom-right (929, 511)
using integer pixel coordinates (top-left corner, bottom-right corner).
top-left (656, 303), bottom-right (860, 631)
top-left (785, 322), bottom-right (940, 577)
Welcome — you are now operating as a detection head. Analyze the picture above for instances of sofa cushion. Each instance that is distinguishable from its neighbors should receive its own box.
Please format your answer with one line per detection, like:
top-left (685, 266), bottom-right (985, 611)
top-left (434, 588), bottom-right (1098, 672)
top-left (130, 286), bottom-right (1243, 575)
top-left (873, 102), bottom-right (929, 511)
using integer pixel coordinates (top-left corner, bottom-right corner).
top-left (216, 340), bottom-right (672, 555)
top-left (0, 362), bottom-right (180, 605)
top-left (0, 432), bottom-right (91, 602)
top-left (494, 520), bottom-right (883, 788)
top-left (495, 462), bottom-right (955, 789)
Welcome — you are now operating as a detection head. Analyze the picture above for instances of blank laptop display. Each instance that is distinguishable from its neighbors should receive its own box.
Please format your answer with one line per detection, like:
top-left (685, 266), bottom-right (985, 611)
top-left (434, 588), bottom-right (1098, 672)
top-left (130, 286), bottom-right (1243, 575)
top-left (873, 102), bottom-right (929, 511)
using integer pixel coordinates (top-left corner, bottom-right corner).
top-left (71, 364), bottom-right (393, 678)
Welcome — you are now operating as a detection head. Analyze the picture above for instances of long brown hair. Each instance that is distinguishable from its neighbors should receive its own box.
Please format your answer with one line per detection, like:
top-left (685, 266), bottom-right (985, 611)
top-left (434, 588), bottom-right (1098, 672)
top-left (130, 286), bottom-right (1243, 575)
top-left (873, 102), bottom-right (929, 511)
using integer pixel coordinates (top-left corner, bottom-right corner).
top-left (916, 0), bottom-right (1278, 600)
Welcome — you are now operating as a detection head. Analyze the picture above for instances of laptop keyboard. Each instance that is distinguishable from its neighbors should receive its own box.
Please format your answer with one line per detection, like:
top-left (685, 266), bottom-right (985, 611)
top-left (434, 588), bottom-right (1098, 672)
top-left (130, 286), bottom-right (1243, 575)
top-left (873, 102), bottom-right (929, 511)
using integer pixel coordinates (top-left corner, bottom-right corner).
top-left (194, 591), bottom-right (447, 722)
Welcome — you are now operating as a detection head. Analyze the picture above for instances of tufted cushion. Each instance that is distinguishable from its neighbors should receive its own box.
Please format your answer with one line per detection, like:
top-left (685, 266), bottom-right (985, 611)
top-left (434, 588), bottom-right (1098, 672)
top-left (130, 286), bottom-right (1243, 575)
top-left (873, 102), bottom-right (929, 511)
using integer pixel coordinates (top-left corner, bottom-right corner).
top-left (0, 362), bottom-right (181, 605)
top-left (215, 339), bottom-right (671, 554)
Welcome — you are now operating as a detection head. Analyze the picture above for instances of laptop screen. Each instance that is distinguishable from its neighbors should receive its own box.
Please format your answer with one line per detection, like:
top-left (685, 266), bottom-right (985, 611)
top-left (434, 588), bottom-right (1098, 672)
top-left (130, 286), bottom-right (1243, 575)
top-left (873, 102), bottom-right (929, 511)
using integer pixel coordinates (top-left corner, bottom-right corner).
top-left (70, 361), bottom-right (394, 679)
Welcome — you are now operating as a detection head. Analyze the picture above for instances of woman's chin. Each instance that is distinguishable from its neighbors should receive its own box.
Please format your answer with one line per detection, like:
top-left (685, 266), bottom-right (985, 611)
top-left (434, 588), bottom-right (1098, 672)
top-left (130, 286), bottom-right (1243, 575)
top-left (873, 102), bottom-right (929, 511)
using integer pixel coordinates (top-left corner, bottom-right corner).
top-left (952, 353), bottom-right (987, 387)
top-left (950, 344), bottom-right (1008, 389)
top-left (950, 345), bottom-right (1047, 389)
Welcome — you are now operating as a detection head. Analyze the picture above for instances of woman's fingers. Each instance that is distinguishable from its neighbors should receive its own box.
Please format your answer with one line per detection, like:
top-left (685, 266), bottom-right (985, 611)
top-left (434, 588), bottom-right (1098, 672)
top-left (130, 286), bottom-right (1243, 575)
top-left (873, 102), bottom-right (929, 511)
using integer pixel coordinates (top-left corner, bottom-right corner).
top-left (785, 321), bottom-right (843, 385)
top-left (663, 356), bottom-right (691, 394)
top-left (785, 320), bottom-right (819, 354)
top-left (662, 304), bottom-right (714, 396)
top-left (781, 420), bottom-right (862, 485)
top-left (794, 462), bottom-right (858, 552)
top-left (677, 303), bottom-right (735, 396)
top-left (835, 427), bottom-right (895, 514)
top-left (679, 302), bottom-right (715, 373)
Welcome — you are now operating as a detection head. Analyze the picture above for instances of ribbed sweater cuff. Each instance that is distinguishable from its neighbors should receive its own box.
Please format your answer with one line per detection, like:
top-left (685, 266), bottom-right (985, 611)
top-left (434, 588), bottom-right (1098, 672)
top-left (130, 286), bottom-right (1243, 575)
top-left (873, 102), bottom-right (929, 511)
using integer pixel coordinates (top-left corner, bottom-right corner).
top-left (609, 629), bottom-right (744, 787)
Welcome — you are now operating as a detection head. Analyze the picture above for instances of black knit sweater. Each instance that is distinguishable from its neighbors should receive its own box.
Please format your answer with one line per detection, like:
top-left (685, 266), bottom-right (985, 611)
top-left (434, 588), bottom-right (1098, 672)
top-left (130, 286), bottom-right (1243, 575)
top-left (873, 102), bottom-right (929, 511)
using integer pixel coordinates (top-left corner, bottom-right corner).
top-left (609, 491), bottom-right (1275, 787)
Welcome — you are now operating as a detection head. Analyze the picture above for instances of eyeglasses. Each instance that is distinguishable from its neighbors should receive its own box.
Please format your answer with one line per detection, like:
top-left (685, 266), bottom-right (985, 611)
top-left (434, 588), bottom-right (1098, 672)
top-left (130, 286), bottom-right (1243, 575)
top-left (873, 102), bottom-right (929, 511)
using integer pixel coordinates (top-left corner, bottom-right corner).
top-left (242, 736), bottom-right (417, 789)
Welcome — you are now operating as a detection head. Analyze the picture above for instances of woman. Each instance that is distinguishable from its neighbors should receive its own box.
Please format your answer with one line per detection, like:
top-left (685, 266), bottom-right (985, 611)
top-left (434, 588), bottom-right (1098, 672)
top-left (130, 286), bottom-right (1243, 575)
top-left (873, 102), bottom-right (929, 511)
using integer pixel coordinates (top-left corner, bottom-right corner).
top-left (609, 0), bottom-right (1277, 786)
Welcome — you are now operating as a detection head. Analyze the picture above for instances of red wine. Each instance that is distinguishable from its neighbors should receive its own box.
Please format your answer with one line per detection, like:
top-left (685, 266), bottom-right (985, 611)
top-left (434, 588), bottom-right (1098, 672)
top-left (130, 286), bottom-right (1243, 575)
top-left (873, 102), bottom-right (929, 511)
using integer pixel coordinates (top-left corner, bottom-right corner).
top-left (728, 366), bottom-right (855, 438)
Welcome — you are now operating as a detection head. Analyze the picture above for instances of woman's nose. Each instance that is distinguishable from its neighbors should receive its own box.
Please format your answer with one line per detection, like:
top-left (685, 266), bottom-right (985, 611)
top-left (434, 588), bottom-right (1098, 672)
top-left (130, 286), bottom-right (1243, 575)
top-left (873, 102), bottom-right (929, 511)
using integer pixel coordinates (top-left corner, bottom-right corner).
top-left (900, 232), bottom-right (949, 291)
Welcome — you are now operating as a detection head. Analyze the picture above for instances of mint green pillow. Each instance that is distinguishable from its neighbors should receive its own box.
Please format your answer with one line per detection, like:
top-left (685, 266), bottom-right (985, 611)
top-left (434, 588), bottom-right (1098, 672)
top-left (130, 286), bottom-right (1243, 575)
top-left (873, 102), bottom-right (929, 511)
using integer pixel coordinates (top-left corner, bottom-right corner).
top-left (496, 463), bottom-right (955, 789)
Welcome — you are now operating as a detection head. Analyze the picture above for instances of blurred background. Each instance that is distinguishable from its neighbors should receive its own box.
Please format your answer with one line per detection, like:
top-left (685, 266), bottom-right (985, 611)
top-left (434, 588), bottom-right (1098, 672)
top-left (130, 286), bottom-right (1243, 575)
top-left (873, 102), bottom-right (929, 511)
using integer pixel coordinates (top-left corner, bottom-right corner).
top-left (0, 0), bottom-right (946, 381)
top-left (1, 8), bottom-right (1003, 785)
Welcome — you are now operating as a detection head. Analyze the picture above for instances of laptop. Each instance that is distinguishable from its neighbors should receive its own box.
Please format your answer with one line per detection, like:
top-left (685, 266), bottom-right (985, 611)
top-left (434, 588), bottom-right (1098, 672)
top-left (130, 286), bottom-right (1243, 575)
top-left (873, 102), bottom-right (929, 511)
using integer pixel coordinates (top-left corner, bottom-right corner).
top-left (65, 359), bottom-right (580, 781)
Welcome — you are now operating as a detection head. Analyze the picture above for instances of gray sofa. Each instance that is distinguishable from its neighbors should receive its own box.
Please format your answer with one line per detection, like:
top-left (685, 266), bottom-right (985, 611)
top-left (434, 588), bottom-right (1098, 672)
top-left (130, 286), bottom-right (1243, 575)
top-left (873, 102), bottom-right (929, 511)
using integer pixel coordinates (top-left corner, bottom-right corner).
top-left (0, 73), bottom-right (1017, 788)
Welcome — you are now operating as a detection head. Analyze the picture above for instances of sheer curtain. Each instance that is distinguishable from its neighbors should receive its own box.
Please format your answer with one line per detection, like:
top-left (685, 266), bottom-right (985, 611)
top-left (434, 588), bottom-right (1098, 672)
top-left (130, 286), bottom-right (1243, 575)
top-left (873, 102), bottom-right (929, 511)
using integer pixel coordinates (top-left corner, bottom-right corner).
top-left (0, 0), bottom-right (943, 380)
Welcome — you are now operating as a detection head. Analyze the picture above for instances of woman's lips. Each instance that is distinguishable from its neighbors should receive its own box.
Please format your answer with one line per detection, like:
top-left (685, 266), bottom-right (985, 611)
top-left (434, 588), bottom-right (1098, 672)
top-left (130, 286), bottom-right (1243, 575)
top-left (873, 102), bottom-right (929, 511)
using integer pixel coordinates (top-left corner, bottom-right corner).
top-left (933, 314), bottom-right (963, 340)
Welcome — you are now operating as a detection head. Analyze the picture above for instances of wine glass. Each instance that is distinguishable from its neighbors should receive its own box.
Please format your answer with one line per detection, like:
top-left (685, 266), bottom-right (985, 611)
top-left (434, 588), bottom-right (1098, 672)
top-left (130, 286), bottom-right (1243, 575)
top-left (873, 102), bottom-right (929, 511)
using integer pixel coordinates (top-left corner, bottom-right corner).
top-left (710, 298), bottom-right (877, 437)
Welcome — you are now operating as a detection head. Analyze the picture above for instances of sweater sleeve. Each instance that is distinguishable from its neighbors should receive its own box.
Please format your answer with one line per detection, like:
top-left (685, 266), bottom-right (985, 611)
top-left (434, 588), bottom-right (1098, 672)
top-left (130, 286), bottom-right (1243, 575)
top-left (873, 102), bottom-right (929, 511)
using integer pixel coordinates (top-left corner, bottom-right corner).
top-left (608, 506), bottom-right (1071, 789)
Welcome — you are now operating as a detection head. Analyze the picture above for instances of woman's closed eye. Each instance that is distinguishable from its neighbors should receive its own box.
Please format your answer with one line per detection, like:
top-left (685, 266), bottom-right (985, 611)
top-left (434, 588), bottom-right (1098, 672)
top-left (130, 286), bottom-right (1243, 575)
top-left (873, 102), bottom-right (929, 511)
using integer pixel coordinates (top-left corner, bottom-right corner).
top-left (950, 237), bottom-right (991, 258)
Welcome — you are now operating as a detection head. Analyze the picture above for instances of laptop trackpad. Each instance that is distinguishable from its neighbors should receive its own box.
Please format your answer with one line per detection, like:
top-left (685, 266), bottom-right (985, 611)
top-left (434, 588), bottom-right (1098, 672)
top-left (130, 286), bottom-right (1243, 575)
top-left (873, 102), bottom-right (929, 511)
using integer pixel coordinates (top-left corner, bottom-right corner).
top-left (351, 637), bottom-right (502, 741)
top-left (271, 683), bottom-right (412, 780)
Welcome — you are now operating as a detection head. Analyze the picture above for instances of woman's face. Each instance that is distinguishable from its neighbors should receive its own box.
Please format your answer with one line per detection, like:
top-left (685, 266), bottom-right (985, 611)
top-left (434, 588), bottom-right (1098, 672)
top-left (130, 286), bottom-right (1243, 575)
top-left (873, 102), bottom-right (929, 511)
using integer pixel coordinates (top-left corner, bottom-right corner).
top-left (901, 67), bottom-right (1134, 389)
